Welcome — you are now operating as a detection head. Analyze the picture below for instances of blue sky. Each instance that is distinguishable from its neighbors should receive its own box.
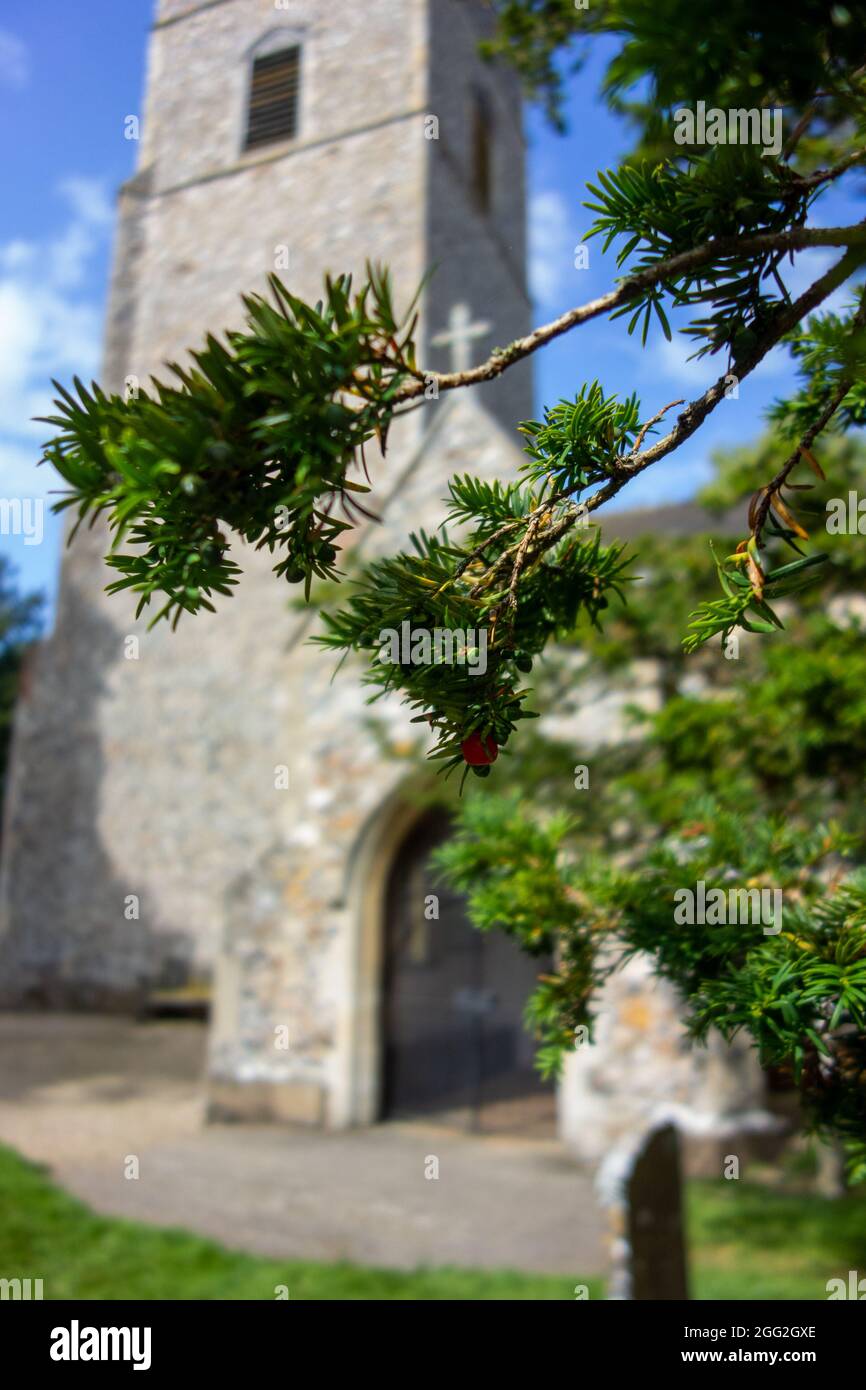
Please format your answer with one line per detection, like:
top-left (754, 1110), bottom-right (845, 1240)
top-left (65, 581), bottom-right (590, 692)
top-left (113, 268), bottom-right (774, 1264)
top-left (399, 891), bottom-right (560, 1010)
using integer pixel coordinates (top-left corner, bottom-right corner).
top-left (0, 2), bottom-right (862, 618)
top-left (0, 0), bottom-right (154, 610)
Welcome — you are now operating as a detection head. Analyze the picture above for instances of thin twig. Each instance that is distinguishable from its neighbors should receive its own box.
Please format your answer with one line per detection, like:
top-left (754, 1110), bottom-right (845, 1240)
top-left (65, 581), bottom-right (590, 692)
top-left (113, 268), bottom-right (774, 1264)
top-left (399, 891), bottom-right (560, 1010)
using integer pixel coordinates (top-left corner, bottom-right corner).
top-left (507, 510), bottom-right (545, 612)
top-left (796, 147), bottom-right (866, 189)
top-left (783, 104), bottom-right (818, 161)
top-left (752, 293), bottom-right (866, 543)
top-left (627, 398), bottom-right (685, 459)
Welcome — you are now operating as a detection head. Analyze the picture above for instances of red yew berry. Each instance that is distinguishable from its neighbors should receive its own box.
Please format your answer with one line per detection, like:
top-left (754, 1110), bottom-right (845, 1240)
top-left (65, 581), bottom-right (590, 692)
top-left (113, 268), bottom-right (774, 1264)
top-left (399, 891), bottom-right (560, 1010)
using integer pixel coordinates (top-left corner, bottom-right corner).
top-left (461, 732), bottom-right (498, 766)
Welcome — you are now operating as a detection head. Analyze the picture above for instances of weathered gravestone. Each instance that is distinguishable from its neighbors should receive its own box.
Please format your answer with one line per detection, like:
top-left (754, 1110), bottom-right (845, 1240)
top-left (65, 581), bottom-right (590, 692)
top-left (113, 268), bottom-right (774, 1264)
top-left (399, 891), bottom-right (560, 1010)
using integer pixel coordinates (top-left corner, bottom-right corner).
top-left (597, 1121), bottom-right (690, 1300)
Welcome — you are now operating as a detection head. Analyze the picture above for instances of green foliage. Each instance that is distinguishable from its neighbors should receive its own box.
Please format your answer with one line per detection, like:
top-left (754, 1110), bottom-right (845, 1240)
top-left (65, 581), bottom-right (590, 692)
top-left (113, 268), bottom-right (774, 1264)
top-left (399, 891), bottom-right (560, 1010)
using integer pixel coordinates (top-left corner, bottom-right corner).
top-left (434, 439), bottom-right (866, 1177)
top-left (519, 382), bottom-right (642, 491)
top-left (481, 0), bottom-right (593, 131)
top-left (682, 545), bottom-right (828, 652)
top-left (769, 300), bottom-right (866, 438)
top-left (41, 269), bottom-right (416, 627)
top-left (597, 0), bottom-right (866, 140)
top-left (585, 148), bottom-right (819, 359)
top-left (537, 460), bottom-right (866, 840)
top-left (487, 0), bottom-right (866, 158)
top-left (622, 619), bottom-right (866, 836)
top-left (317, 508), bottom-right (631, 775)
top-left (438, 789), bottom-right (866, 1176)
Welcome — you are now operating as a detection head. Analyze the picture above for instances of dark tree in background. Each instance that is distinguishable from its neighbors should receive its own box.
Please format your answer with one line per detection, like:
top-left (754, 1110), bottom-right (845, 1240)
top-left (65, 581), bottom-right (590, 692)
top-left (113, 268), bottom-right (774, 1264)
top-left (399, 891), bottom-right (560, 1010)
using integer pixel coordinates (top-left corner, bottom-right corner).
top-left (0, 556), bottom-right (43, 817)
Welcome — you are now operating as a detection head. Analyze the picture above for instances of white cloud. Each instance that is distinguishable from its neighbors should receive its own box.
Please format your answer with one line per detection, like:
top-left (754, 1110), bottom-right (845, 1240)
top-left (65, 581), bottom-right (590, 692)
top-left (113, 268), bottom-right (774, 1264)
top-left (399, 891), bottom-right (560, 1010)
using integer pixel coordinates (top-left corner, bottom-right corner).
top-left (0, 179), bottom-right (110, 500)
top-left (529, 189), bottom-right (578, 307)
top-left (49, 178), bottom-right (113, 290)
top-left (652, 334), bottom-right (717, 389)
top-left (58, 178), bottom-right (113, 229)
top-left (0, 30), bottom-right (28, 89)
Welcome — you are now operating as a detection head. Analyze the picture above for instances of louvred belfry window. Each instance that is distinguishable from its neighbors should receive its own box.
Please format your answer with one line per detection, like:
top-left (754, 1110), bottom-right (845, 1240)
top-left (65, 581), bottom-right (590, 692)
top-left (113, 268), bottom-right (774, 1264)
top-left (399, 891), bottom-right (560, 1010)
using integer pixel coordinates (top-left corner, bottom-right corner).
top-left (244, 46), bottom-right (301, 150)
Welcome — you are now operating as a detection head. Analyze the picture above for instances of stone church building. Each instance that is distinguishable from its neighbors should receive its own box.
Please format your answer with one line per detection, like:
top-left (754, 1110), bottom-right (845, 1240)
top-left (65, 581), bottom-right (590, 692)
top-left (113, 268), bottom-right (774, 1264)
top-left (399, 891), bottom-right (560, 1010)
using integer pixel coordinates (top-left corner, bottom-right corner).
top-left (0, 0), bottom-right (766, 1159)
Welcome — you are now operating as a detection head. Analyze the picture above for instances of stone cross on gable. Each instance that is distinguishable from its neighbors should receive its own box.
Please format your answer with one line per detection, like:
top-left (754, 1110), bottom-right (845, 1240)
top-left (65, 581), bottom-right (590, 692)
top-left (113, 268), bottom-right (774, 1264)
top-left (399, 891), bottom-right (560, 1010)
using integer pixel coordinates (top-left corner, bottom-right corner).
top-left (431, 302), bottom-right (492, 374)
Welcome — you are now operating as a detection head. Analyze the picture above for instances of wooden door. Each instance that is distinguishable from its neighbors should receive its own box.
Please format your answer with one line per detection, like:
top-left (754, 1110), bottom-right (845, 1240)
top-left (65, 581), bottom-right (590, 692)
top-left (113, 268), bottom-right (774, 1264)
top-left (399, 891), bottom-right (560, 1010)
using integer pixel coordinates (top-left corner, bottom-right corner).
top-left (382, 810), bottom-right (552, 1129)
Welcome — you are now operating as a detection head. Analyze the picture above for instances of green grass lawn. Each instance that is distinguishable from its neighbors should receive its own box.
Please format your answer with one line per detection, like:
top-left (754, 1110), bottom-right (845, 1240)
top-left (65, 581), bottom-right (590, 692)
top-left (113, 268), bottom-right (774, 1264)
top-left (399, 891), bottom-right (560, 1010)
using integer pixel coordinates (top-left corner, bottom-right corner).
top-left (688, 1177), bottom-right (866, 1301)
top-left (1, 1142), bottom-right (864, 1299)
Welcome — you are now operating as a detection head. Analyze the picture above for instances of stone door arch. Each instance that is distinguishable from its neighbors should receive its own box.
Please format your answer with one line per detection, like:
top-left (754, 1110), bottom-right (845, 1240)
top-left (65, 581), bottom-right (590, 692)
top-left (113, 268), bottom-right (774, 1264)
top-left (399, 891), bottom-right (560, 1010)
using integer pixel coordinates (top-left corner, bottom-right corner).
top-left (380, 808), bottom-right (553, 1130)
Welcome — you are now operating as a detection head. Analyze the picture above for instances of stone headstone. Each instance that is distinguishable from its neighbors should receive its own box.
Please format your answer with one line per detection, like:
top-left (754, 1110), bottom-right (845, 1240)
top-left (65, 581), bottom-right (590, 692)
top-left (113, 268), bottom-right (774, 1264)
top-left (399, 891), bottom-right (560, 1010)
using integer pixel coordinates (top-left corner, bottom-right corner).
top-left (597, 1121), bottom-right (690, 1300)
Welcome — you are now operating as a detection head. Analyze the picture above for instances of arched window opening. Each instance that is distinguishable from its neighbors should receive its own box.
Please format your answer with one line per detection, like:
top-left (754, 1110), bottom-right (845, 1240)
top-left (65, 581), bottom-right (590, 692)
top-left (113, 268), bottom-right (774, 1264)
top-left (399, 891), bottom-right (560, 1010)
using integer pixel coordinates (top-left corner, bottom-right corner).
top-left (471, 88), bottom-right (493, 215)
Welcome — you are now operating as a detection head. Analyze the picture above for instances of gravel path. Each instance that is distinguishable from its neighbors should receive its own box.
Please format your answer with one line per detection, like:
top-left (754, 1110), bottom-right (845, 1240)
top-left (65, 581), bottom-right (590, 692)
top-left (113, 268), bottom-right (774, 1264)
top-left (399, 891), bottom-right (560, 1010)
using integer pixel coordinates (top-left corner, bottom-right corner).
top-left (0, 1013), bottom-right (606, 1276)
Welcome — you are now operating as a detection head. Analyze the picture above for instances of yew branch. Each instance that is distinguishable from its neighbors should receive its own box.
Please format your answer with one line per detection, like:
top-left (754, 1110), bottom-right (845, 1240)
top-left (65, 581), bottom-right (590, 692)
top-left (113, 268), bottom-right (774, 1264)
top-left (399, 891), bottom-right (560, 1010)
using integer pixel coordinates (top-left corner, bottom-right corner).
top-left (395, 219), bottom-right (866, 403)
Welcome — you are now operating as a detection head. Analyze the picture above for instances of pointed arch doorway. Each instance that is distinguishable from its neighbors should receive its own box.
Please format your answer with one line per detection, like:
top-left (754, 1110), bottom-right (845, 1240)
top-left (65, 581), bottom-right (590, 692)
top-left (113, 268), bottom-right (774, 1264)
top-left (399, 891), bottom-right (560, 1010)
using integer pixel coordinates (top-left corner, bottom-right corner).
top-left (381, 809), bottom-right (554, 1134)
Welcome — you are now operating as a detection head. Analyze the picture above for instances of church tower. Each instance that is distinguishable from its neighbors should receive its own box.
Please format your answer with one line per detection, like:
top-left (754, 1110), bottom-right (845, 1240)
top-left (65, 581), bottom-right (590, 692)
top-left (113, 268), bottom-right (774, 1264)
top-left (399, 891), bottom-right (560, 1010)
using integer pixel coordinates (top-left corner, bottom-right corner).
top-left (0, 0), bottom-right (534, 1127)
